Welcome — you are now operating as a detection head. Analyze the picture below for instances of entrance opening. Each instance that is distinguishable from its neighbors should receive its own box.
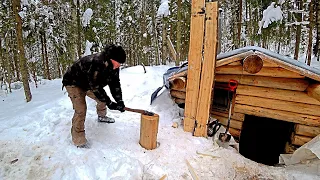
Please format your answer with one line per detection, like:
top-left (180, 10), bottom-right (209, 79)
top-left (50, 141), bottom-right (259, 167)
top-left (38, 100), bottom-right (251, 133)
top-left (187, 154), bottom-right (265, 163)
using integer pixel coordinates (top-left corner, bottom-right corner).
top-left (239, 115), bottom-right (293, 166)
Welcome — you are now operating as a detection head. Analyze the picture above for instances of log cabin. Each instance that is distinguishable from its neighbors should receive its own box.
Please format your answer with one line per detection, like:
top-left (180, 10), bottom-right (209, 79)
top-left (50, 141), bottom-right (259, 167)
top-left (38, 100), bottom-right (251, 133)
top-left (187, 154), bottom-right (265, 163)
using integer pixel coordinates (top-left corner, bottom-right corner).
top-left (169, 46), bottom-right (320, 165)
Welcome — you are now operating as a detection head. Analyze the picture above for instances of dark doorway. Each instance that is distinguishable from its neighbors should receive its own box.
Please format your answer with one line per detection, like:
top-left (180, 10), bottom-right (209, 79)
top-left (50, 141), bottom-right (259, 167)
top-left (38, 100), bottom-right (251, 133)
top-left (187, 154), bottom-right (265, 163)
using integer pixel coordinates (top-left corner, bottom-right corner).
top-left (239, 115), bottom-right (293, 166)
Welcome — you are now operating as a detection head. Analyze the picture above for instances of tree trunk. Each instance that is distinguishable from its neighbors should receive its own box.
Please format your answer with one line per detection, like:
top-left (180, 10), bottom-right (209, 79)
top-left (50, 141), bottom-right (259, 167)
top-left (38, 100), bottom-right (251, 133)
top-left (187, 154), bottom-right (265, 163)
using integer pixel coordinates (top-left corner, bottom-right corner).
top-left (176, 0), bottom-right (182, 66)
top-left (307, 0), bottom-right (314, 66)
top-left (294, 0), bottom-right (303, 60)
top-left (237, 0), bottom-right (242, 48)
top-left (162, 18), bottom-right (167, 65)
top-left (43, 32), bottom-right (51, 80)
top-left (76, 0), bottom-right (82, 58)
top-left (11, 31), bottom-right (20, 81)
top-left (12, 0), bottom-right (32, 102)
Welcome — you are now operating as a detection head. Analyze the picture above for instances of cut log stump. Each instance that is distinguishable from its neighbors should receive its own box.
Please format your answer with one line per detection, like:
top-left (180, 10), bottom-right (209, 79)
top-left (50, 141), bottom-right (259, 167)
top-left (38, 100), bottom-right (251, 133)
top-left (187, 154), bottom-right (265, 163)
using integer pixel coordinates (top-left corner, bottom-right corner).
top-left (140, 113), bottom-right (159, 150)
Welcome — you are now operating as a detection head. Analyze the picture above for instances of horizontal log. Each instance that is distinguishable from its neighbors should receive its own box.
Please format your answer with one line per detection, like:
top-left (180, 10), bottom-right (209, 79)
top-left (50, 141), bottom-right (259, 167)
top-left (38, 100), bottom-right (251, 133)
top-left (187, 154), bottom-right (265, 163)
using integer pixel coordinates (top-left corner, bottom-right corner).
top-left (171, 87), bottom-right (186, 92)
top-left (225, 127), bottom-right (241, 137)
top-left (212, 115), bottom-right (243, 130)
top-left (236, 95), bottom-right (320, 116)
top-left (234, 104), bottom-right (320, 127)
top-left (168, 71), bottom-right (188, 81)
top-left (215, 75), bottom-right (309, 91)
top-left (170, 90), bottom-right (186, 99)
top-left (307, 83), bottom-right (320, 102)
top-left (174, 98), bottom-right (185, 104)
top-left (256, 52), bottom-right (320, 82)
top-left (226, 60), bottom-right (279, 67)
top-left (169, 77), bottom-right (186, 90)
top-left (291, 134), bottom-right (312, 146)
top-left (211, 111), bottom-right (245, 121)
top-left (237, 85), bottom-right (320, 105)
top-left (216, 66), bottom-right (305, 78)
top-left (217, 51), bottom-right (253, 67)
top-left (295, 124), bottom-right (320, 137)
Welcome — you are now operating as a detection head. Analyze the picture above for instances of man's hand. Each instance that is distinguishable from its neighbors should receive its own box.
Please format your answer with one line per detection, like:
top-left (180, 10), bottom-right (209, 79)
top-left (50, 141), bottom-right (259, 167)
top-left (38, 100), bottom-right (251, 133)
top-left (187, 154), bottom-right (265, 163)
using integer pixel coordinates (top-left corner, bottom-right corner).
top-left (108, 101), bottom-right (125, 112)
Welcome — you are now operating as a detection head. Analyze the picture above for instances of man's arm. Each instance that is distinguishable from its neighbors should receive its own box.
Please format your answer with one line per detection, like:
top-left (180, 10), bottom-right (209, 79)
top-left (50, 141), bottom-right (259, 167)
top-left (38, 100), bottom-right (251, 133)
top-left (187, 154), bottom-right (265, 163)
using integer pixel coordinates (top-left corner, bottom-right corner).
top-left (109, 68), bottom-right (123, 103)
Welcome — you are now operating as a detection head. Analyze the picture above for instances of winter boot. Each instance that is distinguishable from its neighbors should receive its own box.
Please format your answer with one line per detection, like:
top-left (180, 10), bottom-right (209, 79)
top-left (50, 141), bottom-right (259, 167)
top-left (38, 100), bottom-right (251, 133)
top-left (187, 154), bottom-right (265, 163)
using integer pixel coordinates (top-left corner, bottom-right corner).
top-left (71, 127), bottom-right (88, 148)
top-left (98, 116), bottom-right (115, 123)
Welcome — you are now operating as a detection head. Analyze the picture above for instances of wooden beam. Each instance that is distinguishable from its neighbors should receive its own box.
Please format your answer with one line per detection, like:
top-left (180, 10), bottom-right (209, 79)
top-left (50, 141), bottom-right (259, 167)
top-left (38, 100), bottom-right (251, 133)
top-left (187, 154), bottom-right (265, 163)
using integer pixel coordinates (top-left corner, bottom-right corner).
top-left (183, 0), bottom-right (206, 132)
top-left (170, 89), bottom-right (186, 99)
top-left (234, 104), bottom-right (320, 127)
top-left (216, 51), bottom-right (253, 67)
top-left (216, 66), bottom-right (305, 78)
top-left (256, 52), bottom-right (320, 82)
top-left (291, 134), bottom-right (313, 146)
top-left (215, 75), bottom-right (309, 91)
top-left (210, 111), bottom-right (245, 121)
top-left (307, 83), bottom-right (320, 102)
top-left (211, 114), bottom-right (243, 130)
top-left (194, 2), bottom-right (218, 137)
top-left (237, 85), bottom-right (320, 105)
top-left (236, 95), bottom-right (320, 116)
top-left (295, 124), bottom-right (320, 137)
top-left (174, 98), bottom-right (185, 104)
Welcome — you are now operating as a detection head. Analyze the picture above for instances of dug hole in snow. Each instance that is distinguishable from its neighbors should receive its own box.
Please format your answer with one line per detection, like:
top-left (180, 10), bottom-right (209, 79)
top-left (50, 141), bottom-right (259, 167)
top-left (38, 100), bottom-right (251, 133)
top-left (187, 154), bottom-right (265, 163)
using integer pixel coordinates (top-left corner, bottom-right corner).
top-left (0, 65), bottom-right (319, 179)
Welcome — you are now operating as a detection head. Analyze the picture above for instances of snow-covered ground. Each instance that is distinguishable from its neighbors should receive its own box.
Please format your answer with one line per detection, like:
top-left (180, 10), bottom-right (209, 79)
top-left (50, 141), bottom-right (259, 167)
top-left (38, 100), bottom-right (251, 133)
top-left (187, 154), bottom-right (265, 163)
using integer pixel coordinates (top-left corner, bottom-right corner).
top-left (0, 65), bottom-right (319, 179)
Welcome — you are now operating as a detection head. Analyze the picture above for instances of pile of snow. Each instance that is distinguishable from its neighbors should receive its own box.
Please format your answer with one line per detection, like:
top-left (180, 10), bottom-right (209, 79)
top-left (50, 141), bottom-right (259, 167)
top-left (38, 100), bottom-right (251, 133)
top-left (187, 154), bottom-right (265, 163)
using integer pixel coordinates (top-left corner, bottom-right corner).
top-left (157, 0), bottom-right (170, 17)
top-left (82, 8), bottom-right (93, 27)
top-left (0, 65), bottom-right (319, 179)
top-left (258, 2), bottom-right (283, 34)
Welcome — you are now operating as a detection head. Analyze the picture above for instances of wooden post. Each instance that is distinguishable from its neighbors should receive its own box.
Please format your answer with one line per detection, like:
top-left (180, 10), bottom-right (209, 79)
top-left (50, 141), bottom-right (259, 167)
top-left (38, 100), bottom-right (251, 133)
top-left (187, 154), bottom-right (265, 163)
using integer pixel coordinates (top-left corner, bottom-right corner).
top-left (193, 2), bottom-right (219, 137)
top-left (183, 0), bottom-right (206, 132)
top-left (139, 114), bottom-right (159, 150)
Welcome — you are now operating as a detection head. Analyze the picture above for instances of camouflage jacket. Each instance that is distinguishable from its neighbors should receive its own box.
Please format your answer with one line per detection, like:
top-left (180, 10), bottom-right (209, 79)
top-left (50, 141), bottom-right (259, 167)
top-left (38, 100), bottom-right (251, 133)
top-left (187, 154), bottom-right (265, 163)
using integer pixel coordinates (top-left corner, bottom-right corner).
top-left (62, 52), bottom-right (123, 104)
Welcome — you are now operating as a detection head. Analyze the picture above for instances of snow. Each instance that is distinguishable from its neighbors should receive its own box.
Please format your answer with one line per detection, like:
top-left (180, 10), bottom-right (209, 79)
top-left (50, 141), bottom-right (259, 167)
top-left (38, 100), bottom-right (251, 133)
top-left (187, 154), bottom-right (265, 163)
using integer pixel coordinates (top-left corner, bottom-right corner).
top-left (258, 2), bottom-right (283, 34)
top-left (157, 0), bottom-right (170, 17)
top-left (82, 8), bottom-right (93, 27)
top-left (83, 40), bottom-right (93, 56)
top-left (0, 65), bottom-right (319, 179)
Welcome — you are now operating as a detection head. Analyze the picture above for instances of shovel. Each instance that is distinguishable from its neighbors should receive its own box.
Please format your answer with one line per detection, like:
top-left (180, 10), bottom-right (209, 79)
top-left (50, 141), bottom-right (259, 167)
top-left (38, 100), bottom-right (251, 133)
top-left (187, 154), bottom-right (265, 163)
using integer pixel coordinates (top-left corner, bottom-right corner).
top-left (217, 80), bottom-right (238, 145)
top-left (124, 107), bottom-right (155, 116)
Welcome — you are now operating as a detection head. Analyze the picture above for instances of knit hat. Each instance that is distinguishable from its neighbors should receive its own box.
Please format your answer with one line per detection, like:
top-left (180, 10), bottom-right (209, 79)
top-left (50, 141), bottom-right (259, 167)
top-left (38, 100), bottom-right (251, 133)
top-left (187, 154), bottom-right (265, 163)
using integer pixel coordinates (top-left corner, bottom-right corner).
top-left (104, 44), bottom-right (126, 64)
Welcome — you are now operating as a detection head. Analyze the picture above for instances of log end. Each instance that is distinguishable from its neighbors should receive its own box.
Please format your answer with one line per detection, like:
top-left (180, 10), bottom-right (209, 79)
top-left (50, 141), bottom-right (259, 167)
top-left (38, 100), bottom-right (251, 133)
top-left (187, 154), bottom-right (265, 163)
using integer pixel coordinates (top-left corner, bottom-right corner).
top-left (243, 55), bottom-right (264, 74)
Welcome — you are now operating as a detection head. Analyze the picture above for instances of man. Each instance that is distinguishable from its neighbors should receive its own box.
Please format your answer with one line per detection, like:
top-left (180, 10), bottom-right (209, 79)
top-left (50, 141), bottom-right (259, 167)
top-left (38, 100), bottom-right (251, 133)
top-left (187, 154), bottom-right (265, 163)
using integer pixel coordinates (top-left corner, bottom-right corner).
top-left (62, 44), bottom-right (126, 147)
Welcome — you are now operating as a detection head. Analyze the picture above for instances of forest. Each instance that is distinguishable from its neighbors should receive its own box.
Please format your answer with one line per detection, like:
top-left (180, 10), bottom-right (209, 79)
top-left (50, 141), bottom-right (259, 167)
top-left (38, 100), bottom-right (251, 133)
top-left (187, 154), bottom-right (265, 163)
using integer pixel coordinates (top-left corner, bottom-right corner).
top-left (0, 0), bottom-right (319, 102)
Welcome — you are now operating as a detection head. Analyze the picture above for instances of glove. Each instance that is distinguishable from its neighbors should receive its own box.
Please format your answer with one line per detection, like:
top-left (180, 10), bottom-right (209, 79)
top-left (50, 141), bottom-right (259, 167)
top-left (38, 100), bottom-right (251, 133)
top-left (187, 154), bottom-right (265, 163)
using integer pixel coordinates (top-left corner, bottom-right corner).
top-left (108, 101), bottom-right (125, 112)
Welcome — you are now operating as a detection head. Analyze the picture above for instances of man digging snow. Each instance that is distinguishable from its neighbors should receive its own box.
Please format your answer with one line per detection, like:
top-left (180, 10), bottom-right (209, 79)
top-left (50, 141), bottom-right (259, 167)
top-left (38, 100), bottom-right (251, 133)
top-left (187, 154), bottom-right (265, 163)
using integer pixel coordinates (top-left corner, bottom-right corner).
top-left (62, 44), bottom-right (126, 147)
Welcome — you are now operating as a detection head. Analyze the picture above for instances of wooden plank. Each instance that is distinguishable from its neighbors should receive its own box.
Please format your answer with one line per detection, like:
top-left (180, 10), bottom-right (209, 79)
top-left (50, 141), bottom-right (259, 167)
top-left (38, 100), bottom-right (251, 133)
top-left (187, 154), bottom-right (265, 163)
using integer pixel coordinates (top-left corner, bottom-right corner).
top-left (234, 104), bottom-right (320, 127)
top-left (183, 0), bottom-right (206, 132)
top-left (216, 66), bottom-right (305, 78)
top-left (216, 51), bottom-right (253, 67)
top-left (295, 124), bottom-right (320, 137)
top-left (291, 134), bottom-right (313, 146)
top-left (307, 83), bottom-right (320, 102)
top-left (256, 52), bottom-right (320, 82)
top-left (170, 90), bottom-right (186, 99)
top-left (210, 111), bottom-right (245, 121)
top-left (237, 85), bottom-right (320, 105)
top-left (236, 95), bottom-right (320, 116)
top-left (194, 2), bottom-right (218, 137)
top-left (215, 74), bottom-right (309, 91)
top-left (211, 114), bottom-right (243, 130)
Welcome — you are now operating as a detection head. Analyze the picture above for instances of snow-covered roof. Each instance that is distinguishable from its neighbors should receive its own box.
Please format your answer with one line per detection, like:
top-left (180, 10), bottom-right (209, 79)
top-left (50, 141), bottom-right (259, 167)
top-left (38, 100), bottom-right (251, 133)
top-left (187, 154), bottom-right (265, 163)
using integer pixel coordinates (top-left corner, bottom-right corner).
top-left (217, 46), bottom-right (320, 81)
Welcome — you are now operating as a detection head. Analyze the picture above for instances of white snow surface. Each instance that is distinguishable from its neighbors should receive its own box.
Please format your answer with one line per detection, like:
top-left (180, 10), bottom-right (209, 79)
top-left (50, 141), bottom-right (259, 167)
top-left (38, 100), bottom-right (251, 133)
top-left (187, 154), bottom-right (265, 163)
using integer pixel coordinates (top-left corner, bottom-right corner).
top-left (157, 0), bottom-right (170, 17)
top-left (82, 8), bottom-right (93, 27)
top-left (258, 2), bottom-right (283, 34)
top-left (0, 65), bottom-right (319, 179)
